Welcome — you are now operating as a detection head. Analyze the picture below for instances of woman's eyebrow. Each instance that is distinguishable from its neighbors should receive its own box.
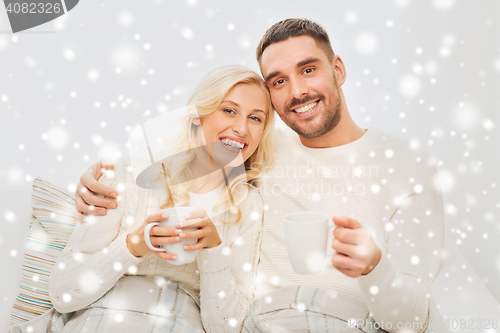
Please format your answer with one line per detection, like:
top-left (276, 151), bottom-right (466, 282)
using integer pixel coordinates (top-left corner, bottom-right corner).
top-left (222, 100), bottom-right (240, 107)
top-left (222, 100), bottom-right (266, 114)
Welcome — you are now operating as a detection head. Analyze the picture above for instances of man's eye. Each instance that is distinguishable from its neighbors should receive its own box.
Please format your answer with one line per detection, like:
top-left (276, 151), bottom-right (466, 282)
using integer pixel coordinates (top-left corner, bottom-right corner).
top-left (303, 68), bottom-right (314, 74)
top-left (274, 79), bottom-right (285, 86)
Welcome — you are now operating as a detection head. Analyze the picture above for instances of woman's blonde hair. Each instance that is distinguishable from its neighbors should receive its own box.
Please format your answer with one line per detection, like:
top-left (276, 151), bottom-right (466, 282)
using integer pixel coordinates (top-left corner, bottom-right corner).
top-left (159, 65), bottom-right (274, 223)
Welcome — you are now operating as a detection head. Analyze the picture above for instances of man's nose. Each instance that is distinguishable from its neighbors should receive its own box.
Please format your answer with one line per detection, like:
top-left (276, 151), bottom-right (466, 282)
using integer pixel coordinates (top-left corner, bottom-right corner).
top-left (289, 76), bottom-right (308, 100)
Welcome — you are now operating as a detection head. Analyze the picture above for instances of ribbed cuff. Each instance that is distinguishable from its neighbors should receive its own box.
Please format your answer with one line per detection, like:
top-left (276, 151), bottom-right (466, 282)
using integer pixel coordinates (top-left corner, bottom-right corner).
top-left (95, 233), bottom-right (144, 274)
top-left (197, 243), bottom-right (231, 273)
top-left (357, 251), bottom-right (396, 291)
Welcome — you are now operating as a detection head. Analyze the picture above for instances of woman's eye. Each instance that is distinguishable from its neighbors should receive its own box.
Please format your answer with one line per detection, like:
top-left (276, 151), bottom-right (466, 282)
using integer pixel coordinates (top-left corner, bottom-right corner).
top-left (224, 108), bottom-right (236, 114)
top-left (250, 116), bottom-right (262, 122)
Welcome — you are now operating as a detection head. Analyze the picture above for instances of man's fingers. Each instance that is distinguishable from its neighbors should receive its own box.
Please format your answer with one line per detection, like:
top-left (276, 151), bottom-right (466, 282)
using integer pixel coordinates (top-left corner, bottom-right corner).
top-left (331, 253), bottom-right (354, 270)
top-left (155, 252), bottom-right (178, 261)
top-left (75, 195), bottom-right (105, 215)
top-left (332, 238), bottom-right (357, 257)
top-left (78, 186), bottom-right (116, 210)
top-left (333, 227), bottom-right (358, 245)
top-left (99, 156), bottom-right (115, 170)
top-left (332, 216), bottom-right (362, 229)
top-left (80, 171), bottom-right (118, 199)
top-left (72, 207), bottom-right (87, 222)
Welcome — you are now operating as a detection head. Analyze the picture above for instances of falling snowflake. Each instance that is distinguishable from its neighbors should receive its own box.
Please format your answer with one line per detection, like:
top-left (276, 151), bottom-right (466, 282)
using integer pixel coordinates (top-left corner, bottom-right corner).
top-left (3, 210), bottom-right (16, 223)
top-left (117, 12), bottom-right (134, 27)
top-left (398, 75), bottom-right (421, 98)
top-left (355, 32), bottom-right (378, 55)
top-left (45, 126), bottom-right (69, 149)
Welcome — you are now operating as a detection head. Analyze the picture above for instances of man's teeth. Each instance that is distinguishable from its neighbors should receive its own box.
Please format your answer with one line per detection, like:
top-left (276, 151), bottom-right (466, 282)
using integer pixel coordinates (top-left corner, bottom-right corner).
top-left (294, 101), bottom-right (318, 113)
top-left (221, 138), bottom-right (245, 149)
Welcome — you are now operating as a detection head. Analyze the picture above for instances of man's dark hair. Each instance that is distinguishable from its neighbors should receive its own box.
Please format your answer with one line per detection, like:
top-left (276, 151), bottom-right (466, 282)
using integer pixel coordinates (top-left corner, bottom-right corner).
top-left (256, 18), bottom-right (335, 67)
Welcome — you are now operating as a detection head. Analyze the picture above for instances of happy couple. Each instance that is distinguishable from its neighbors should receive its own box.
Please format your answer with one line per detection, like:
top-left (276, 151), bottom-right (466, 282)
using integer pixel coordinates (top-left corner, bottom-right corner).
top-left (10, 18), bottom-right (444, 333)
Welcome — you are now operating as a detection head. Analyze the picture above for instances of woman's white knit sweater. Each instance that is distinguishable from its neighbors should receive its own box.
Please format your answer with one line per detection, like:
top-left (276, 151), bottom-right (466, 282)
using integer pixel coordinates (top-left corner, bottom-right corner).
top-left (49, 157), bottom-right (264, 333)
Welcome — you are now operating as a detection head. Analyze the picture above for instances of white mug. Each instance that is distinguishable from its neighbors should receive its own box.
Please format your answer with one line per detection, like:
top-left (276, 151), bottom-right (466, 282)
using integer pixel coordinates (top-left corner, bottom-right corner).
top-left (284, 211), bottom-right (329, 274)
top-left (144, 206), bottom-right (198, 265)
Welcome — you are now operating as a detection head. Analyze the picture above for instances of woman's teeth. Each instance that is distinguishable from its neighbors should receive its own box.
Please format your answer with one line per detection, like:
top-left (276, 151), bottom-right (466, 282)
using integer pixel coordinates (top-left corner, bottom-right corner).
top-left (221, 138), bottom-right (245, 149)
top-left (294, 101), bottom-right (318, 113)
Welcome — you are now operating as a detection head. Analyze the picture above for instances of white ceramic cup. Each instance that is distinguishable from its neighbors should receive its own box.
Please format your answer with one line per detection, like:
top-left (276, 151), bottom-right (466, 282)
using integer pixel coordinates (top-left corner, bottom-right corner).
top-left (284, 211), bottom-right (330, 274)
top-left (144, 206), bottom-right (198, 265)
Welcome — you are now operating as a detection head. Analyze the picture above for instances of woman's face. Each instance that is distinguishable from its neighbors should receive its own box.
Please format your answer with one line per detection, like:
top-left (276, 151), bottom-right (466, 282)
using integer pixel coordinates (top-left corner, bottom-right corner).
top-left (196, 83), bottom-right (268, 169)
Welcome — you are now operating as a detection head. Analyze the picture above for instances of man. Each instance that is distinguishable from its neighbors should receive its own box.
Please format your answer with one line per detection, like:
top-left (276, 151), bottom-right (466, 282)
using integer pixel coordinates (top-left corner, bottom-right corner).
top-left (76, 19), bottom-right (444, 332)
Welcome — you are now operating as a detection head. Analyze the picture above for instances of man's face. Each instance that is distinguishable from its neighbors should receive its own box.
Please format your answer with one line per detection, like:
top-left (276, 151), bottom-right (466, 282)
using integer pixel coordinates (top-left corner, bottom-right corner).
top-left (261, 36), bottom-right (342, 139)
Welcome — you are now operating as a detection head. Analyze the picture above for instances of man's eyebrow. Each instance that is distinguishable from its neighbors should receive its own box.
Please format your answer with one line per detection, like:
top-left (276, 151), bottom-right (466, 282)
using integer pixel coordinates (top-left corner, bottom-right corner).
top-left (264, 71), bottom-right (281, 83)
top-left (297, 57), bottom-right (320, 68)
top-left (264, 57), bottom-right (321, 83)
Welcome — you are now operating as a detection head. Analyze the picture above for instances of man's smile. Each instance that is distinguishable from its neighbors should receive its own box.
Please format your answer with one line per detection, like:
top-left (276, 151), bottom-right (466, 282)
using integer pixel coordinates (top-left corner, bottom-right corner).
top-left (291, 100), bottom-right (320, 118)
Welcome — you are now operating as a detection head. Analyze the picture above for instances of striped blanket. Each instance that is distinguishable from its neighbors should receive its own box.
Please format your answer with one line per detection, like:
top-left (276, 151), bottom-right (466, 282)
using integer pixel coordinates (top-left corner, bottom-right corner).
top-left (9, 276), bottom-right (204, 333)
top-left (243, 285), bottom-right (390, 333)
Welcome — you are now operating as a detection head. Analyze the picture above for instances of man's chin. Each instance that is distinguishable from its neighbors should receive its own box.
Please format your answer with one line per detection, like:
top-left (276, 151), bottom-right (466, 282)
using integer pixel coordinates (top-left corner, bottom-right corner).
top-left (289, 123), bottom-right (327, 139)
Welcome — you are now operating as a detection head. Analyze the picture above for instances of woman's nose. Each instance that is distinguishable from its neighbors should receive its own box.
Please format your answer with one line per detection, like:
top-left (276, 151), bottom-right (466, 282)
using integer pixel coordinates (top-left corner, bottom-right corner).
top-left (232, 118), bottom-right (249, 136)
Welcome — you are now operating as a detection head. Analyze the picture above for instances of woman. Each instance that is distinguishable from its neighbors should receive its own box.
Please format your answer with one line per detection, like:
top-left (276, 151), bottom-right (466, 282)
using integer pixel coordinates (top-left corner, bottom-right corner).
top-left (9, 65), bottom-right (274, 333)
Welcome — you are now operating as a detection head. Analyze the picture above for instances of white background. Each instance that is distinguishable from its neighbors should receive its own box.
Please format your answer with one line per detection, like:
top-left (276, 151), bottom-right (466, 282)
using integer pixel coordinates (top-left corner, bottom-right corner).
top-left (1, 0), bottom-right (499, 331)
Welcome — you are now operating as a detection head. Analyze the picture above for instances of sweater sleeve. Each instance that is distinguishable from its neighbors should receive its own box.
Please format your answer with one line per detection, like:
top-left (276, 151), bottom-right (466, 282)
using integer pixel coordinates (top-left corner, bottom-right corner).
top-left (357, 152), bottom-right (445, 333)
top-left (197, 187), bottom-right (264, 333)
top-left (49, 158), bottom-right (144, 313)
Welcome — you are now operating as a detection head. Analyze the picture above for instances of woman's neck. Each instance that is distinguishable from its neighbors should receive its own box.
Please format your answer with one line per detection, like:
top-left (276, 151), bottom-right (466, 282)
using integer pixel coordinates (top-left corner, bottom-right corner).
top-left (187, 157), bottom-right (233, 194)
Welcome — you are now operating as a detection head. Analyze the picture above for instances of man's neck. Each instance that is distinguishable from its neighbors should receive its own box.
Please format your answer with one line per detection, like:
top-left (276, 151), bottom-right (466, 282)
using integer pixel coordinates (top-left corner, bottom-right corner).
top-left (298, 117), bottom-right (367, 149)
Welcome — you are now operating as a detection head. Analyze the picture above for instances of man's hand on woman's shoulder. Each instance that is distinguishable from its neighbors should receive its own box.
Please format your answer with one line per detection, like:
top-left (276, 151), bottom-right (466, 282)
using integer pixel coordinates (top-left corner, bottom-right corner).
top-left (74, 157), bottom-right (118, 222)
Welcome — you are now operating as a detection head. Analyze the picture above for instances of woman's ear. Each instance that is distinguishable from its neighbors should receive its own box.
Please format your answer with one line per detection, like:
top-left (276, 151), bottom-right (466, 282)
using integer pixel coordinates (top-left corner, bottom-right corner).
top-left (192, 117), bottom-right (200, 126)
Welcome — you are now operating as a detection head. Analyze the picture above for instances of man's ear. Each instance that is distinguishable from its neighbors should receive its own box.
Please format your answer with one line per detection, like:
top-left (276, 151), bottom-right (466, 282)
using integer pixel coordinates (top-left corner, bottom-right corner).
top-left (192, 117), bottom-right (200, 125)
top-left (332, 55), bottom-right (347, 86)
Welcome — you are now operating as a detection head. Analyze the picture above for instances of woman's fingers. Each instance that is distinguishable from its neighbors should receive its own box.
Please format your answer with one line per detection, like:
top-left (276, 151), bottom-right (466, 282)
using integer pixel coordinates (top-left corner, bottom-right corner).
top-left (145, 212), bottom-right (169, 223)
top-left (150, 226), bottom-right (179, 237)
top-left (155, 252), bottom-right (178, 261)
top-left (150, 236), bottom-right (180, 246)
top-left (183, 241), bottom-right (205, 251)
top-left (177, 218), bottom-right (207, 228)
top-left (184, 208), bottom-right (207, 220)
top-left (179, 228), bottom-right (207, 240)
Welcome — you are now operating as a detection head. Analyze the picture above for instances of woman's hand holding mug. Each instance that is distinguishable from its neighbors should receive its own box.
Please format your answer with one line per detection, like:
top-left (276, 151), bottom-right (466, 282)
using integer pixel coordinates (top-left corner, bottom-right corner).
top-left (178, 208), bottom-right (221, 250)
top-left (139, 207), bottom-right (221, 265)
top-left (126, 211), bottom-right (180, 260)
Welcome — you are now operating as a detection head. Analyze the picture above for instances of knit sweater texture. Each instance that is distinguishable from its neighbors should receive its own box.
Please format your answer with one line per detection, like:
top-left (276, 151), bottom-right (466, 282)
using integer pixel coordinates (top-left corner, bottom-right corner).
top-left (253, 126), bottom-right (444, 332)
top-left (49, 158), bottom-right (264, 333)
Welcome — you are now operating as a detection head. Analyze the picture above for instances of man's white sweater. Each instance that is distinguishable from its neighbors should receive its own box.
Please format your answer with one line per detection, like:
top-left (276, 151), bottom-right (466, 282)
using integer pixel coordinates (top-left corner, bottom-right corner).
top-left (254, 126), bottom-right (444, 332)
